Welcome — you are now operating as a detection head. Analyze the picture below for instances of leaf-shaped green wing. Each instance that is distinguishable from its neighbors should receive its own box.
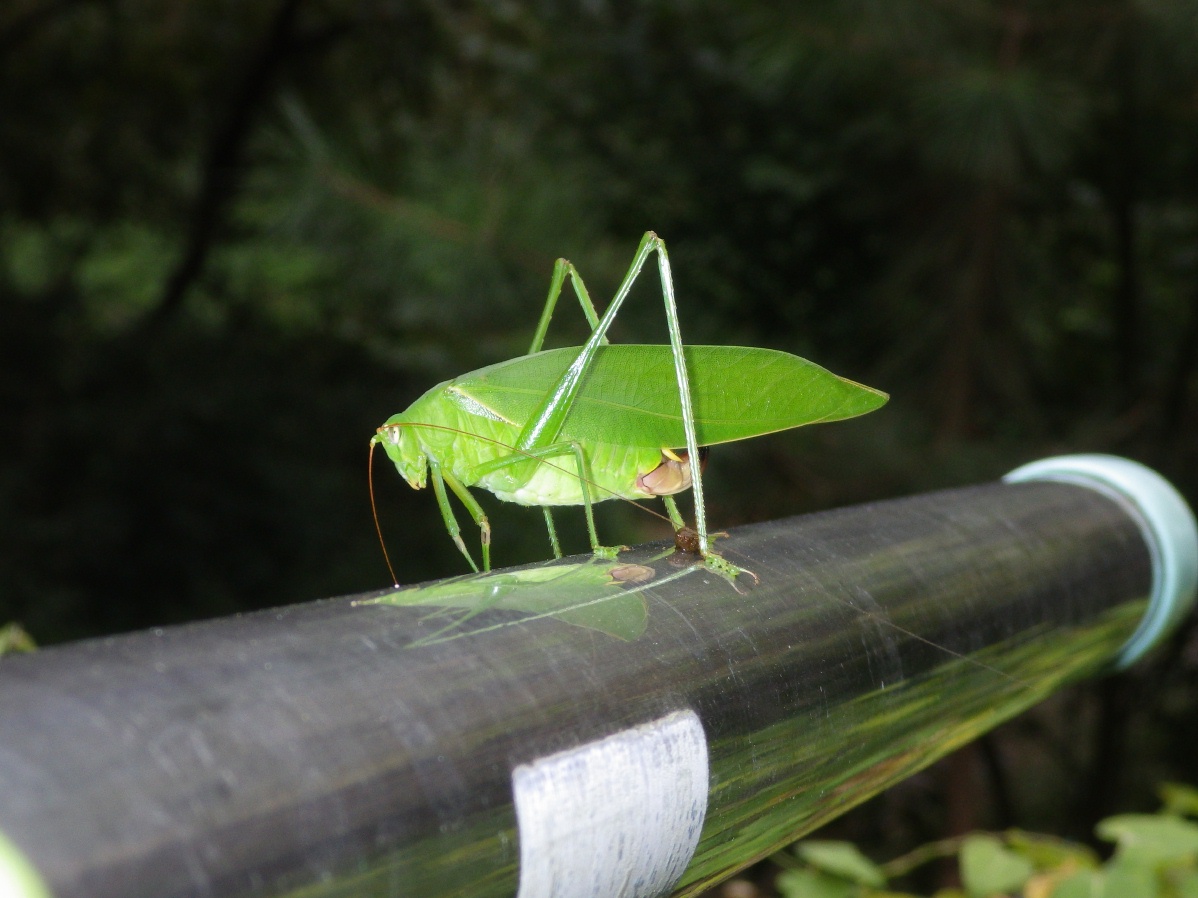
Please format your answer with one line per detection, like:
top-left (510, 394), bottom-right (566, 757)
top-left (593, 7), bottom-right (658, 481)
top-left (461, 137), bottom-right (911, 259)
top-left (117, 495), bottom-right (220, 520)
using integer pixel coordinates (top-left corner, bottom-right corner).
top-left (448, 345), bottom-right (887, 449)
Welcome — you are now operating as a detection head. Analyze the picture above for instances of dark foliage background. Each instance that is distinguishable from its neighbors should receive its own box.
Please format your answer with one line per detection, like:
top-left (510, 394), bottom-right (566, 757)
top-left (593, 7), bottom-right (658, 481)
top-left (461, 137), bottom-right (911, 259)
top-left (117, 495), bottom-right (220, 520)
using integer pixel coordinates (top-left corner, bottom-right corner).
top-left (3, 0), bottom-right (1198, 886)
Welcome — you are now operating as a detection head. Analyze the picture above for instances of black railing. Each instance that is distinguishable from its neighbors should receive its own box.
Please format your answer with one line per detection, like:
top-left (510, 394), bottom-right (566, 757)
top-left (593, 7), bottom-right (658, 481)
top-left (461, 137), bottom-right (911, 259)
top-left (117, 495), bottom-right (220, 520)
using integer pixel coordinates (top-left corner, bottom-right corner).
top-left (0, 455), bottom-right (1193, 898)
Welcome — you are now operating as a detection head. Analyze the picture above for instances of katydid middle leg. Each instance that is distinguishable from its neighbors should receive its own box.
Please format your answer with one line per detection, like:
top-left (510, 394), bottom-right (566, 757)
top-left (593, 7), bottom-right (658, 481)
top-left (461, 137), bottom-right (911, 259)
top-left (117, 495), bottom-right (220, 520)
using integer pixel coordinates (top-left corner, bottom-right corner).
top-left (541, 507), bottom-right (562, 558)
top-left (527, 257), bottom-right (607, 355)
top-left (524, 256), bottom-right (612, 556)
top-left (662, 495), bottom-right (687, 532)
top-left (472, 438), bottom-right (626, 564)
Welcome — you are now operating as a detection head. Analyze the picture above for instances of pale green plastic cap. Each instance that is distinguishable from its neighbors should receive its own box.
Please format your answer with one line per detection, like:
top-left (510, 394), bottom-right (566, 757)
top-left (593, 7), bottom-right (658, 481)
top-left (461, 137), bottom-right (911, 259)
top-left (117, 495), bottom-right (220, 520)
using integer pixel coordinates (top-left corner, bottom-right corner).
top-left (1005, 454), bottom-right (1198, 669)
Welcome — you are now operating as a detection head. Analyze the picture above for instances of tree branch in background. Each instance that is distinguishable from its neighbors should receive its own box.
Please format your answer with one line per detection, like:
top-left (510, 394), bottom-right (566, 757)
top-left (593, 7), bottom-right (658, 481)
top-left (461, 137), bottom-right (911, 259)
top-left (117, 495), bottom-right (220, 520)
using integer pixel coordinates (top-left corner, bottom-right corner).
top-left (143, 0), bottom-right (305, 334)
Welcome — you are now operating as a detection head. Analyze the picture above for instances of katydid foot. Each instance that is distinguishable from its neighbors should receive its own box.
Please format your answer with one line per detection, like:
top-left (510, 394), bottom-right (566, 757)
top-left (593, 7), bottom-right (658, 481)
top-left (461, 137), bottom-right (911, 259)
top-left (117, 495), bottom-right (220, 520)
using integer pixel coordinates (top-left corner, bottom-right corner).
top-left (703, 550), bottom-right (759, 585)
top-left (673, 525), bottom-right (728, 555)
top-left (672, 526), bottom-right (757, 584)
top-left (591, 543), bottom-right (630, 562)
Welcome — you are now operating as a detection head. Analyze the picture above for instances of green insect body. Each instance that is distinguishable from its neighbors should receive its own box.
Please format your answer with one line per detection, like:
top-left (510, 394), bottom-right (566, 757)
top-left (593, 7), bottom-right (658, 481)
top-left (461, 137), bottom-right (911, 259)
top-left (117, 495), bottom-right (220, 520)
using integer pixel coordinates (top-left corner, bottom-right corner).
top-left (371, 231), bottom-right (888, 582)
top-left (379, 344), bottom-right (883, 507)
top-left (378, 367), bottom-right (665, 509)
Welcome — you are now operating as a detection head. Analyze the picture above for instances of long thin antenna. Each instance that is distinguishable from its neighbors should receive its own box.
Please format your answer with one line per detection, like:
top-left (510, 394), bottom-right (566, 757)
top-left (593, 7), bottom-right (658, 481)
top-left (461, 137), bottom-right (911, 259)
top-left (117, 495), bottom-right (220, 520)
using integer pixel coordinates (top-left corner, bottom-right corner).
top-left (369, 440), bottom-right (400, 587)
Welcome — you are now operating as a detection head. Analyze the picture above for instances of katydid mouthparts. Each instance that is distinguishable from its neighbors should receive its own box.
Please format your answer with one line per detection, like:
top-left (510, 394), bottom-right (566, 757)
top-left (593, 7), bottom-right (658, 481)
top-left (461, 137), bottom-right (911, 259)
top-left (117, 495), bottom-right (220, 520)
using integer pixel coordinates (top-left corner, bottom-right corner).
top-left (371, 232), bottom-right (887, 584)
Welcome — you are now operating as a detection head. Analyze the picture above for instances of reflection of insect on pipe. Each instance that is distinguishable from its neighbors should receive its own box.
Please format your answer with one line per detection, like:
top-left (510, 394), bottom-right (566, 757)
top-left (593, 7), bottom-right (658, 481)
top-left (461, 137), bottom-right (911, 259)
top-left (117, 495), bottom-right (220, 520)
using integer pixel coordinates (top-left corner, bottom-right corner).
top-left (370, 232), bottom-right (888, 584)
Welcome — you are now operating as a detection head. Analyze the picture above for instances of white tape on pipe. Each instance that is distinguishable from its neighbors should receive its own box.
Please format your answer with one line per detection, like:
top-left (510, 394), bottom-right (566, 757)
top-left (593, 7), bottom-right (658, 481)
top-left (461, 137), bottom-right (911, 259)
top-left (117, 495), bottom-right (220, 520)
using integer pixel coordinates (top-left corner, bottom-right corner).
top-left (513, 709), bottom-right (709, 898)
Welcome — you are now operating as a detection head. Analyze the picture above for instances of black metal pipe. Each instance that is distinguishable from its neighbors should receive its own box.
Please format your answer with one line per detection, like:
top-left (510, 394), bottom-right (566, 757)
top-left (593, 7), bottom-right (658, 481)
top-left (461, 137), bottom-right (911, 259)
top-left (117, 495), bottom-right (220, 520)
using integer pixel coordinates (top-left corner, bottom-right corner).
top-left (0, 457), bottom-right (1193, 898)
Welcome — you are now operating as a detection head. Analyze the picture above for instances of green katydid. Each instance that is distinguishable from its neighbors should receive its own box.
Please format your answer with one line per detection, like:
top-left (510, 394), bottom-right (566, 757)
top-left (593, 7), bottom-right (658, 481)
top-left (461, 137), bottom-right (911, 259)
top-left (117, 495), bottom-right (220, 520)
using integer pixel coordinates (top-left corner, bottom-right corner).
top-left (370, 231), bottom-right (887, 583)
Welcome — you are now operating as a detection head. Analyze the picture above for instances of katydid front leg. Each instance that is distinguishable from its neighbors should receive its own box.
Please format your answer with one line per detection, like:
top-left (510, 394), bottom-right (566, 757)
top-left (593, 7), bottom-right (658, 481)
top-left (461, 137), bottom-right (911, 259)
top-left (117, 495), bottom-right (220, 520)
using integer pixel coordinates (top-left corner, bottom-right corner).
top-left (428, 459), bottom-right (491, 572)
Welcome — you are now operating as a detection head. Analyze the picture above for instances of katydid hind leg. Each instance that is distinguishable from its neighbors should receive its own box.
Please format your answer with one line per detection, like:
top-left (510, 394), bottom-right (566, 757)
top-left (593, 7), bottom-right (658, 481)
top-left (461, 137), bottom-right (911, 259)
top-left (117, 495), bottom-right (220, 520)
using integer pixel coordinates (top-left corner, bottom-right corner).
top-left (665, 495), bottom-right (730, 558)
top-left (516, 231), bottom-right (752, 579)
top-left (663, 496), bottom-right (701, 556)
top-left (662, 494), bottom-right (687, 531)
top-left (651, 235), bottom-right (754, 581)
top-left (651, 238), bottom-right (708, 553)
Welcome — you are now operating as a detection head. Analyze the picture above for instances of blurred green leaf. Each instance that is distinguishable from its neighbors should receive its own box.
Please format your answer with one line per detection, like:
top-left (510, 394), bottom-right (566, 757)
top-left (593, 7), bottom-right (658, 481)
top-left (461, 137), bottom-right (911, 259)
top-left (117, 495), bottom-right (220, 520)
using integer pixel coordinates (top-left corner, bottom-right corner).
top-left (1050, 865), bottom-right (1159, 898)
top-left (1169, 868), bottom-right (1198, 898)
top-left (1051, 869), bottom-right (1110, 898)
top-left (1097, 815), bottom-right (1198, 866)
top-left (77, 222), bottom-right (175, 331)
top-left (1005, 830), bottom-right (1098, 872)
top-left (777, 868), bottom-right (860, 898)
top-left (1104, 859), bottom-right (1163, 898)
top-left (1160, 784), bottom-right (1198, 820)
top-left (0, 623), bottom-right (37, 656)
top-left (797, 841), bottom-right (887, 888)
top-left (960, 834), bottom-right (1034, 898)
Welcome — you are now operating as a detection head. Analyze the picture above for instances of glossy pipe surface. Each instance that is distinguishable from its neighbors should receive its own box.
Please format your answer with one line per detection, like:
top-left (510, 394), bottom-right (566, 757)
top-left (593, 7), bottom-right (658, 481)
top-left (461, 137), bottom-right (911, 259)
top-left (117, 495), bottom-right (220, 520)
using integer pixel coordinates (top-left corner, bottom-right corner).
top-left (0, 479), bottom-right (1161, 898)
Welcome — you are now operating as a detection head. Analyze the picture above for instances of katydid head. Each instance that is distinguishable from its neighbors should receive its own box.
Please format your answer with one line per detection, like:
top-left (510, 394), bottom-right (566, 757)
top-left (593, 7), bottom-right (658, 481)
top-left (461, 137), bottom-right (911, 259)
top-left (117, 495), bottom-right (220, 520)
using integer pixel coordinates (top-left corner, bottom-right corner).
top-left (373, 418), bottom-right (428, 490)
top-left (368, 417), bottom-right (432, 587)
